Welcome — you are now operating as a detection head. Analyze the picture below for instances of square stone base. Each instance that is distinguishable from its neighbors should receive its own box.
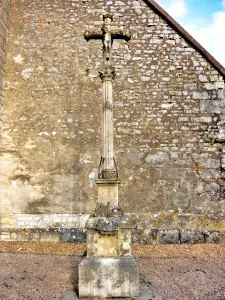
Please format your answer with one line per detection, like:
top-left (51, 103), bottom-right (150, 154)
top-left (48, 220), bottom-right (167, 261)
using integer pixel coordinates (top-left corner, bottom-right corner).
top-left (79, 256), bottom-right (139, 298)
top-left (62, 280), bottom-right (153, 300)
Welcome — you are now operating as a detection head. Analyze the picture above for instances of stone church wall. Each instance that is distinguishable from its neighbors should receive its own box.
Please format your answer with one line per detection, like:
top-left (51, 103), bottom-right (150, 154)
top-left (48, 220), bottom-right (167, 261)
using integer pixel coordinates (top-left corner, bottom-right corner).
top-left (0, 0), bottom-right (10, 140)
top-left (0, 0), bottom-right (225, 240)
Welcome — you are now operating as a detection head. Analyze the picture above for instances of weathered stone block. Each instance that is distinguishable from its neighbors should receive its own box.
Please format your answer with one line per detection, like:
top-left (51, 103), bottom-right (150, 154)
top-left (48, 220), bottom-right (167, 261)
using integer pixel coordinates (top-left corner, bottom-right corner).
top-left (145, 152), bottom-right (169, 167)
top-left (60, 229), bottom-right (86, 243)
top-left (205, 231), bottom-right (220, 244)
top-left (176, 215), bottom-right (198, 231)
top-left (39, 231), bottom-right (60, 242)
top-left (203, 83), bottom-right (215, 90)
top-left (157, 230), bottom-right (180, 244)
top-left (132, 229), bottom-right (157, 245)
top-left (199, 75), bottom-right (208, 82)
top-left (87, 228), bottom-right (132, 257)
top-left (69, 229), bottom-right (86, 243)
top-left (191, 231), bottom-right (205, 244)
top-left (193, 91), bottom-right (209, 100)
top-left (180, 230), bottom-right (192, 243)
top-left (32, 232), bottom-right (40, 241)
top-left (10, 232), bottom-right (18, 240)
top-left (180, 230), bottom-right (204, 244)
top-left (197, 216), bottom-right (225, 232)
top-left (1, 217), bottom-right (16, 227)
top-left (209, 75), bottom-right (218, 82)
top-left (0, 232), bottom-right (10, 241)
top-left (63, 280), bottom-right (153, 300)
top-left (218, 89), bottom-right (225, 99)
top-left (16, 229), bottom-right (31, 241)
top-left (215, 81), bottom-right (224, 89)
top-left (96, 180), bottom-right (120, 206)
top-left (60, 231), bottom-right (71, 243)
top-left (79, 257), bottom-right (139, 298)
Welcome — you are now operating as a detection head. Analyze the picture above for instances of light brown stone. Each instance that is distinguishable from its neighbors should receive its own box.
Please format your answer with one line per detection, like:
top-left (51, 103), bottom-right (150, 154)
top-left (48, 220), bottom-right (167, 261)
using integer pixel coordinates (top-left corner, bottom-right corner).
top-left (87, 228), bottom-right (131, 257)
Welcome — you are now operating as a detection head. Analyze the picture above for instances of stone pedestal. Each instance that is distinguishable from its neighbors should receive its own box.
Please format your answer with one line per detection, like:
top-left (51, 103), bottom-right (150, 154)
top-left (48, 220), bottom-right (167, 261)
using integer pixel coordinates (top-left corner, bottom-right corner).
top-left (96, 179), bottom-right (120, 207)
top-left (78, 174), bottom-right (139, 298)
top-left (86, 215), bottom-right (133, 256)
top-left (79, 213), bottom-right (139, 298)
top-left (79, 257), bottom-right (139, 298)
top-left (78, 179), bottom-right (139, 298)
top-left (86, 228), bottom-right (132, 257)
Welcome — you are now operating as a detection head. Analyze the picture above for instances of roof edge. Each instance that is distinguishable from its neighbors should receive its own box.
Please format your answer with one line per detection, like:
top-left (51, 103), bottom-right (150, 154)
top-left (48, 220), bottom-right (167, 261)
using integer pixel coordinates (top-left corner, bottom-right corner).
top-left (144, 0), bottom-right (225, 77)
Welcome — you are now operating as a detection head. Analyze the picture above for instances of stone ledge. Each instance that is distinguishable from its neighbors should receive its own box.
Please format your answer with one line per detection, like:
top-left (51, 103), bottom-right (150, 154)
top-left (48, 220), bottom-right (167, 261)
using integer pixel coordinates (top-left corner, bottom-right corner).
top-left (1, 213), bottom-right (225, 231)
top-left (0, 213), bottom-right (224, 244)
top-left (0, 214), bottom-right (90, 229)
top-left (0, 228), bottom-right (86, 243)
top-left (0, 227), bottom-right (224, 244)
top-left (132, 229), bottom-right (224, 244)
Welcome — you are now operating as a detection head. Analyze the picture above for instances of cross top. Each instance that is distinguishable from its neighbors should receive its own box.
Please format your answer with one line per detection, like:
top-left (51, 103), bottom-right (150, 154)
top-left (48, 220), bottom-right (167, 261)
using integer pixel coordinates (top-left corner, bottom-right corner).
top-left (84, 14), bottom-right (131, 68)
top-left (84, 14), bottom-right (131, 180)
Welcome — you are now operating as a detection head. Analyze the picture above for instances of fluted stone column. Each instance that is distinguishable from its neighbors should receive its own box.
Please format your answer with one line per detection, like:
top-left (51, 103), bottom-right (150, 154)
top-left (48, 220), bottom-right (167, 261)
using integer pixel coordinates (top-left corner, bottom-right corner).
top-left (102, 73), bottom-right (114, 171)
top-left (99, 66), bottom-right (117, 180)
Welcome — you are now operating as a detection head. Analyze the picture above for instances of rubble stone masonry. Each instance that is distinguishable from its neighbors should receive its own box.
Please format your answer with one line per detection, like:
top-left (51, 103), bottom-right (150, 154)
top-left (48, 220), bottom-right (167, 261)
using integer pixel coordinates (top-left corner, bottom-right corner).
top-left (0, 0), bottom-right (225, 241)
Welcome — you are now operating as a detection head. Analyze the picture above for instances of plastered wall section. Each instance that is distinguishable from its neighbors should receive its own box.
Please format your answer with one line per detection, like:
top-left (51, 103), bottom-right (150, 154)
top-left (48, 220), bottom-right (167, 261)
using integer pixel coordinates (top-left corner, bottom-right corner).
top-left (0, 0), bottom-right (10, 136)
top-left (1, 0), bottom-right (225, 217)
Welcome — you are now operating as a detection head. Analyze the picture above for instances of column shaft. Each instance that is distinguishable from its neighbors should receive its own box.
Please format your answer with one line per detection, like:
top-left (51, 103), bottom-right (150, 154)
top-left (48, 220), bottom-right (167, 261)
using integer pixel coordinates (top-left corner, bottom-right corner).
top-left (103, 79), bottom-right (114, 171)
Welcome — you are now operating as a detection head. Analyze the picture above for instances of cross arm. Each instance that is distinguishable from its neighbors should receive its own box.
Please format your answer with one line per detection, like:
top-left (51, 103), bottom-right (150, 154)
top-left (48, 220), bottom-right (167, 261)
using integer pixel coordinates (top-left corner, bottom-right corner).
top-left (84, 29), bottom-right (131, 42)
top-left (84, 30), bottom-right (103, 41)
top-left (111, 29), bottom-right (131, 42)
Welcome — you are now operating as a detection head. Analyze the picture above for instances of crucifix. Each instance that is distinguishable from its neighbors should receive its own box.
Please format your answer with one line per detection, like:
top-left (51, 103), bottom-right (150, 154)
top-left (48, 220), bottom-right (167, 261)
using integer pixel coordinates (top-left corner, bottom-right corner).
top-left (79, 14), bottom-right (139, 299)
top-left (85, 14), bottom-right (131, 180)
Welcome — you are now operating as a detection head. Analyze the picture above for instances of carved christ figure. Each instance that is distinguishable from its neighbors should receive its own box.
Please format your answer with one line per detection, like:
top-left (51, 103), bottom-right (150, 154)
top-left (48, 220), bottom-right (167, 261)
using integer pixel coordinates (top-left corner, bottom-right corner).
top-left (102, 23), bottom-right (112, 65)
top-left (84, 14), bottom-right (131, 68)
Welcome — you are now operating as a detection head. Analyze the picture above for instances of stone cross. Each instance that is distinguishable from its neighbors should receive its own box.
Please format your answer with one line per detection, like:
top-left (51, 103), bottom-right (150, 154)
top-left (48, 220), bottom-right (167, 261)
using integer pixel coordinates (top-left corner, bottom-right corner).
top-left (85, 14), bottom-right (131, 179)
top-left (80, 16), bottom-right (138, 299)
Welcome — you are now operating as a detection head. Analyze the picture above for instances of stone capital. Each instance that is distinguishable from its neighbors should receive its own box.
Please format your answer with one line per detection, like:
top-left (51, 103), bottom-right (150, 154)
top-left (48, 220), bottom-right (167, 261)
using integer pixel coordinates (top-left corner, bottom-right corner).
top-left (103, 13), bottom-right (113, 21)
top-left (99, 66), bottom-right (116, 81)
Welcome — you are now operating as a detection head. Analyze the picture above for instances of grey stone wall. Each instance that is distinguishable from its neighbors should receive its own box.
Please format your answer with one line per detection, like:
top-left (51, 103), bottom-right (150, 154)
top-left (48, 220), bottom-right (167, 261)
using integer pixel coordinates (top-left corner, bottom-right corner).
top-left (1, 0), bottom-right (225, 218)
top-left (1, 213), bottom-right (224, 244)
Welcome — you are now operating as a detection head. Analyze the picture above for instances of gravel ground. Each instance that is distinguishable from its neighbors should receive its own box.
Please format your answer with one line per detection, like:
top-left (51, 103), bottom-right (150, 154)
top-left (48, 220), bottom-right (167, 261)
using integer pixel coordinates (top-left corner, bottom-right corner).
top-left (0, 243), bottom-right (225, 300)
top-left (140, 257), bottom-right (225, 300)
